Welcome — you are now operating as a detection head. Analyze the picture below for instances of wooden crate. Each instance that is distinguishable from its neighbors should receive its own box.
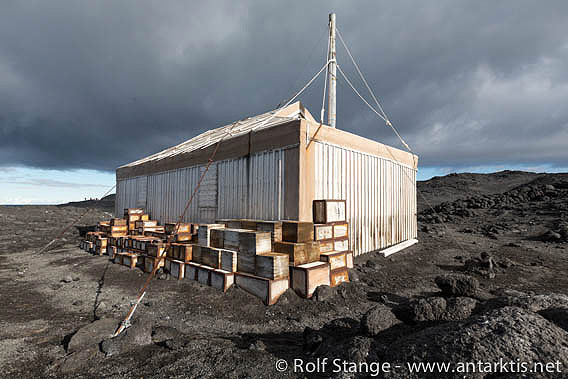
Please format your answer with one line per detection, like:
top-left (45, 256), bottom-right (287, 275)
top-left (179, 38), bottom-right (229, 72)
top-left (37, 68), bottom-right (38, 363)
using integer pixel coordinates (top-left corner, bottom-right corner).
top-left (211, 269), bottom-right (234, 292)
top-left (272, 241), bottom-right (308, 266)
top-left (314, 224), bottom-right (333, 241)
top-left (282, 221), bottom-right (314, 243)
top-left (255, 253), bottom-right (289, 280)
top-left (106, 245), bottom-right (117, 259)
top-left (147, 243), bottom-right (166, 258)
top-left (140, 214), bottom-right (150, 221)
top-left (197, 266), bottom-right (212, 285)
top-left (238, 230), bottom-right (272, 255)
top-left (174, 233), bottom-right (192, 242)
top-left (172, 243), bottom-right (193, 262)
top-left (165, 222), bottom-right (191, 234)
top-left (169, 259), bottom-right (185, 280)
top-left (305, 241), bottom-right (320, 263)
top-left (210, 228), bottom-right (224, 248)
top-left (241, 220), bottom-right (259, 230)
top-left (185, 262), bottom-right (200, 281)
top-left (346, 251), bottom-right (354, 268)
top-left (110, 218), bottom-right (127, 227)
top-left (134, 220), bottom-right (158, 228)
top-left (334, 237), bottom-right (349, 252)
top-left (330, 267), bottom-right (349, 287)
top-left (220, 249), bottom-right (237, 272)
top-left (312, 200), bottom-right (346, 224)
top-left (192, 245), bottom-right (203, 264)
top-left (122, 253), bottom-right (140, 269)
top-left (237, 254), bottom-right (255, 274)
top-left (333, 222), bottom-right (349, 238)
top-left (202, 247), bottom-right (222, 269)
top-left (319, 251), bottom-right (347, 270)
top-left (318, 240), bottom-right (335, 254)
top-left (256, 221), bottom-right (283, 242)
top-left (124, 208), bottom-right (144, 216)
top-left (144, 256), bottom-right (165, 273)
top-left (197, 224), bottom-right (225, 246)
top-left (234, 272), bottom-right (289, 305)
top-left (291, 261), bottom-right (330, 298)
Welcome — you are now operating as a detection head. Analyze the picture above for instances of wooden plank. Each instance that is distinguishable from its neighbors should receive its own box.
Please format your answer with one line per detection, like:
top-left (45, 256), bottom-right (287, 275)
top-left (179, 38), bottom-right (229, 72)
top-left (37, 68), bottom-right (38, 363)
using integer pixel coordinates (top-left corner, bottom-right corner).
top-left (380, 238), bottom-right (418, 257)
top-left (234, 272), bottom-right (289, 305)
top-left (290, 261), bottom-right (330, 298)
top-left (255, 253), bottom-right (289, 280)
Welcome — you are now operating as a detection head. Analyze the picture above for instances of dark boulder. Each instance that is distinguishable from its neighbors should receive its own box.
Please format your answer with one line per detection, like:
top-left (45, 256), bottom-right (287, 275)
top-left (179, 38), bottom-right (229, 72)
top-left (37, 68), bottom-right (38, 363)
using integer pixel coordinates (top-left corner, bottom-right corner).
top-left (435, 274), bottom-right (479, 297)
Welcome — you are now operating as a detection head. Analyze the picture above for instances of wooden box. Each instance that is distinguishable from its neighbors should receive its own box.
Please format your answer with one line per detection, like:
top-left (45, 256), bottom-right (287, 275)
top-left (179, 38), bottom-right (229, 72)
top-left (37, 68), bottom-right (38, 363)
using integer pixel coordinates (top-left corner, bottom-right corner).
top-left (330, 267), bottom-right (349, 287)
top-left (314, 224), bottom-right (333, 241)
top-left (319, 251), bottom-right (347, 270)
top-left (273, 241), bottom-right (308, 266)
top-left (106, 245), bottom-right (117, 259)
top-left (346, 251), bottom-right (354, 269)
top-left (174, 233), bottom-right (192, 242)
top-left (237, 254), bottom-right (256, 274)
top-left (144, 256), bottom-right (165, 273)
top-left (255, 253), bottom-right (289, 280)
top-left (319, 240), bottom-right (335, 254)
top-left (210, 228), bottom-right (225, 248)
top-left (191, 245), bottom-right (203, 264)
top-left (291, 262), bottom-right (330, 298)
top-left (211, 269), bottom-right (235, 292)
top-left (241, 220), bottom-right (259, 230)
top-left (140, 214), bottom-right (150, 221)
top-left (234, 272), bottom-right (289, 305)
top-left (197, 266), bottom-right (211, 285)
top-left (256, 221), bottom-right (283, 242)
top-left (165, 222), bottom-right (191, 234)
top-left (185, 262), bottom-right (200, 281)
top-left (313, 200), bottom-right (346, 224)
top-left (220, 249), bottom-right (237, 272)
top-left (147, 243), bottom-right (166, 258)
top-left (282, 221), bottom-right (314, 243)
top-left (223, 228), bottom-right (249, 251)
top-left (169, 259), bottom-right (185, 280)
top-left (202, 247), bottom-right (222, 269)
top-left (174, 243), bottom-right (193, 262)
top-left (333, 222), bottom-right (349, 238)
top-left (334, 237), bottom-right (349, 252)
top-left (122, 253), bottom-right (140, 269)
top-left (305, 241), bottom-right (320, 263)
top-left (110, 218), bottom-right (127, 226)
top-left (224, 229), bottom-right (271, 255)
top-left (197, 224), bottom-right (225, 246)
top-left (134, 220), bottom-right (158, 228)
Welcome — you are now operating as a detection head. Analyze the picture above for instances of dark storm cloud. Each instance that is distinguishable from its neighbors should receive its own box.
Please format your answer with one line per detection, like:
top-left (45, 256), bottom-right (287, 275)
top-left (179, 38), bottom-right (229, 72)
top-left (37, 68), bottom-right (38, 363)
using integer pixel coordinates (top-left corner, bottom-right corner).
top-left (1, 0), bottom-right (567, 171)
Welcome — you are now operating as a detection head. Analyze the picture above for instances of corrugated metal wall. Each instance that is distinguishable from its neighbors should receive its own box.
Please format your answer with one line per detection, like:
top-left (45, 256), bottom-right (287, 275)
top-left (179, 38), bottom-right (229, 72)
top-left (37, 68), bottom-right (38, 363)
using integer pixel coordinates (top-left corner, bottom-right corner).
top-left (115, 147), bottom-right (289, 223)
top-left (313, 141), bottom-right (417, 256)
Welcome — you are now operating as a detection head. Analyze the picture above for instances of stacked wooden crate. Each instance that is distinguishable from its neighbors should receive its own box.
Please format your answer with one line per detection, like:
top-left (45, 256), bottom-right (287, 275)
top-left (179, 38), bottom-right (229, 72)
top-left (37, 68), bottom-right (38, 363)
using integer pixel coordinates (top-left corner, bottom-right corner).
top-left (313, 200), bottom-right (351, 288)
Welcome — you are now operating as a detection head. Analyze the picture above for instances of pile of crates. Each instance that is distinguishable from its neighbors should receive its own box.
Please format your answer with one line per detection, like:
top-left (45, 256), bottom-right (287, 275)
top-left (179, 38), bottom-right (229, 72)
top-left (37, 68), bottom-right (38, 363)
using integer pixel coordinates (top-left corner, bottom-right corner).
top-left (79, 200), bottom-right (353, 305)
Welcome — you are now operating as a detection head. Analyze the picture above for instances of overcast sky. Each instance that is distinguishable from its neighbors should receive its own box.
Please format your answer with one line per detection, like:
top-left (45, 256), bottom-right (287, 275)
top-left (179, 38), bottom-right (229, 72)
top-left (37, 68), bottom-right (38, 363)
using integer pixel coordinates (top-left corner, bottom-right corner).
top-left (1, 1), bottom-right (567, 203)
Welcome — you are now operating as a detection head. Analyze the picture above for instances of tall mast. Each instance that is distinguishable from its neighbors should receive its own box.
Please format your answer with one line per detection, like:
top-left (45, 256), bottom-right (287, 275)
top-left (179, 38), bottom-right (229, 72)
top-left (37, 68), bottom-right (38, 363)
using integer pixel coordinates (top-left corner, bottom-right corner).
top-left (327, 13), bottom-right (337, 128)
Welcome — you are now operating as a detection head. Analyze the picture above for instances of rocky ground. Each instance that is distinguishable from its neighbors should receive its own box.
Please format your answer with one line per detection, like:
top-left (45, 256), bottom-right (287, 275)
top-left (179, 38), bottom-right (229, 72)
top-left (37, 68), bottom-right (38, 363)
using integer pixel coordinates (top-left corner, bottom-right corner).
top-left (0, 170), bottom-right (567, 378)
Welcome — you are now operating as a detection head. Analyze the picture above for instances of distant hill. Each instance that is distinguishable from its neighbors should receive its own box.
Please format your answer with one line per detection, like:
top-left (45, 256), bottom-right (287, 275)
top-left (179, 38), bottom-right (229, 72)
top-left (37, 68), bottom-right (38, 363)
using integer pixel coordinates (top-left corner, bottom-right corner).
top-left (58, 193), bottom-right (115, 211)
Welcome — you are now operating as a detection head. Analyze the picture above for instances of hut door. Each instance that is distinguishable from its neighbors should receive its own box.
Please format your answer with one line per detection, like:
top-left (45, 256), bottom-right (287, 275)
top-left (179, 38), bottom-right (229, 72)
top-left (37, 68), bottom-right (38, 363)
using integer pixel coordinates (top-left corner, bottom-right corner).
top-left (198, 164), bottom-right (218, 223)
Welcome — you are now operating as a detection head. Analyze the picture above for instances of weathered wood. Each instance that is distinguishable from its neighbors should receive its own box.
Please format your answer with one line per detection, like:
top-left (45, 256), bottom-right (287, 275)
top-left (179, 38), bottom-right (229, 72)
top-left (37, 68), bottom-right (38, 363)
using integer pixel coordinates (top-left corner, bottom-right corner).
top-left (134, 220), bottom-right (158, 228)
top-left (169, 259), bottom-right (185, 280)
top-left (319, 251), bottom-right (347, 270)
top-left (282, 221), bottom-right (314, 243)
top-left (220, 249), bottom-right (237, 272)
top-left (314, 224), bottom-right (333, 241)
top-left (122, 253), bottom-right (140, 269)
top-left (110, 218), bottom-right (127, 227)
top-left (197, 266), bottom-right (211, 285)
top-left (191, 245), bottom-right (203, 264)
top-left (165, 222), bottom-right (191, 234)
top-left (313, 200), bottom-right (346, 224)
top-left (273, 241), bottom-right (308, 266)
top-left (237, 254), bottom-right (256, 274)
top-left (202, 247), bottom-right (222, 269)
top-left (185, 262), bottom-right (200, 280)
top-left (330, 267), bottom-right (349, 287)
top-left (255, 253), bottom-right (289, 280)
top-left (332, 222), bottom-right (349, 238)
top-left (147, 243), bottom-right (166, 258)
top-left (124, 208), bottom-right (144, 216)
top-left (210, 228), bottom-right (224, 248)
top-left (256, 221), bottom-right (283, 242)
top-left (144, 256), bottom-right (164, 273)
top-left (210, 269), bottom-right (234, 292)
top-left (224, 229), bottom-right (271, 256)
top-left (290, 261), bottom-right (330, 298)
top-left (197, 224), bottom-right (225, 246)
top-left (333, 237), bottom-right (349, 252)
top-left (234, 272), bottom-right (289, 305)
top-left (305, 241), bottom-right (320, 263)
top-left (346, 251), bottom-right (354, 268)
